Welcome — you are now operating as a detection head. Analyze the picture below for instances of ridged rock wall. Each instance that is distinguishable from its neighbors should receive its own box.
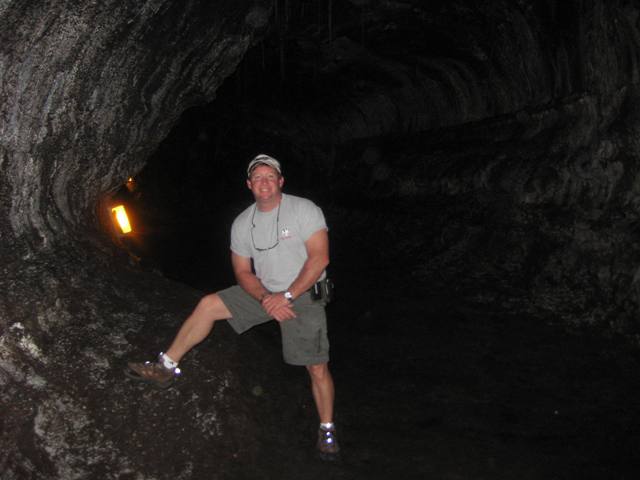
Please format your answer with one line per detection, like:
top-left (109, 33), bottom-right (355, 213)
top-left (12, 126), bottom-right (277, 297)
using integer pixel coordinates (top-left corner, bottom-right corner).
top-left (0, 1), bottom-right (274, 478)
top-left (243, 1), bottom-right (640, 144)
top-left (0, 0), bottom-right (268, 253)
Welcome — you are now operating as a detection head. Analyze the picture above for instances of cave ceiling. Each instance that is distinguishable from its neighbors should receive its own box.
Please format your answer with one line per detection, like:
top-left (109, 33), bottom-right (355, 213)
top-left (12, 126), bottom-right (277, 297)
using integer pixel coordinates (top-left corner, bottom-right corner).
top-left (202, 0), bottom-right (613, 149)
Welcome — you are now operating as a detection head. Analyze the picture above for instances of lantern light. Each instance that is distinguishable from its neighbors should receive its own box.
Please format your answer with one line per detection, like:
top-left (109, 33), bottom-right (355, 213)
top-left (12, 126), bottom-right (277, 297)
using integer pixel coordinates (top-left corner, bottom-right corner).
top-left (126, 177), bottom-right (137, 192)
top-left (111, 205), bottom-right (132, 234)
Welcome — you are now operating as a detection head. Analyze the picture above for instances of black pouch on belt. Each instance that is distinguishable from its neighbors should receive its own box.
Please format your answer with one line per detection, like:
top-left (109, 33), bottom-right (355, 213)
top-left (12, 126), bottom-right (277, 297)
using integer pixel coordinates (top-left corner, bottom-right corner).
top-left (310, 278), bottom-right (334, 303)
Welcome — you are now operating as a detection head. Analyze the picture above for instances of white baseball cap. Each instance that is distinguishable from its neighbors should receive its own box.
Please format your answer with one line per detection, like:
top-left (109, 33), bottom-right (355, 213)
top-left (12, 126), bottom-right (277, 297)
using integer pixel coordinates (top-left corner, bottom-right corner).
top-left (247, 154), bottom-right (282, 177)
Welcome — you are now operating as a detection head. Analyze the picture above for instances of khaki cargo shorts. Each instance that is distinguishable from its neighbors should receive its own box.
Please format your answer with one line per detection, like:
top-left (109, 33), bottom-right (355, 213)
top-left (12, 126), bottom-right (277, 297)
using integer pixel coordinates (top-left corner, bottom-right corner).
top-left (218, 285), bottom-right (329, 366)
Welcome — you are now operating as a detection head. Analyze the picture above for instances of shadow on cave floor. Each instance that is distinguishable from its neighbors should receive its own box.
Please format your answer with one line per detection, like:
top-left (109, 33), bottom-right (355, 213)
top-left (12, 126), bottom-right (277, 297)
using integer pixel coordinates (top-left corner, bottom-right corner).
top-left (295, 267), bottom-right (640, 480)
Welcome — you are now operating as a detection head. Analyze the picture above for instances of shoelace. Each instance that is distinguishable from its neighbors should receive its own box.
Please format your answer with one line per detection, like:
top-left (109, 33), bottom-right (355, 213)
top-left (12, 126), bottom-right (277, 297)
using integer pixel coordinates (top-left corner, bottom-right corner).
top-left (321, 430), bottom-right (336, 445)
top-left (142, 360), bottom-right (181, 377)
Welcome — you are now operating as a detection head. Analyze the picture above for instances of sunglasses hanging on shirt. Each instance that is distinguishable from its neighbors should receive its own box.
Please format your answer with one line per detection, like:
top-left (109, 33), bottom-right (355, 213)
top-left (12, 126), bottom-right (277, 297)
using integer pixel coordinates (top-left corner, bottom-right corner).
top-left (251, 202), bottom-right (281, 251)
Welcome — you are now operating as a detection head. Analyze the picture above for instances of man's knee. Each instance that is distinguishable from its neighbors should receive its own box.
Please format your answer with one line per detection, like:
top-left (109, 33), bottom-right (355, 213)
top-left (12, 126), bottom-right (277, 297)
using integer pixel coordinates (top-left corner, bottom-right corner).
top-left (306, 363), bottom-right (330, 382)
top-left (196, 293), bottom-right (231, 321)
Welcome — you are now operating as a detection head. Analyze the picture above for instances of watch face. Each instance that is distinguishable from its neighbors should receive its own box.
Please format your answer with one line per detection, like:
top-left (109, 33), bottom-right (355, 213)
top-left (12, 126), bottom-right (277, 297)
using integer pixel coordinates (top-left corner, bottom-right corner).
top-left (285, 292), bottom-right (293, 300)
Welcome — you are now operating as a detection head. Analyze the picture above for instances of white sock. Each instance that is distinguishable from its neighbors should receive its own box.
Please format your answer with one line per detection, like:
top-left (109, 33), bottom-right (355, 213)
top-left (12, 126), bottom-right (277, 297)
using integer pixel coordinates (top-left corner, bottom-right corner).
top-left (159, 352), bottom-right (178, 370)
top-left (320, 422), bottom-right (335, 430)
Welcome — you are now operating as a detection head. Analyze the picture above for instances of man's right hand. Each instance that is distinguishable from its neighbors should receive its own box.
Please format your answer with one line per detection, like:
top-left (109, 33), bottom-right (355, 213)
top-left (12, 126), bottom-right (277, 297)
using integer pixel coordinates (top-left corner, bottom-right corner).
top-left (261, 293), bottom-right (297, 322)
top-left (271, 304), bottom-right (297, 322)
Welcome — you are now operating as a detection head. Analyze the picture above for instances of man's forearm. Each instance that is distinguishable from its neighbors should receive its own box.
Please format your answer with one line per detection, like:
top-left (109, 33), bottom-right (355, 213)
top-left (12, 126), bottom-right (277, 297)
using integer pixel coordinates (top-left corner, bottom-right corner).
top-left (236, 271), bottom-right (270, 301)
top-left (287, 254), bottom-right (329, 299)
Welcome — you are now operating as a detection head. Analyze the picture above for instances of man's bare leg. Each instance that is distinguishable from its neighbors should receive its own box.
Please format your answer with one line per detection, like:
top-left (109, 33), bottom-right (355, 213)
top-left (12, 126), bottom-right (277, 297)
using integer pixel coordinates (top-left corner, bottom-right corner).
top-left (126, 293), bottom-right (232, 386)
top-left (165, 293), bottom-right (232, 363)
top-left (308, 362), bottom-right (340, 457)
top-left (306, 363), bottom-right (335, 423)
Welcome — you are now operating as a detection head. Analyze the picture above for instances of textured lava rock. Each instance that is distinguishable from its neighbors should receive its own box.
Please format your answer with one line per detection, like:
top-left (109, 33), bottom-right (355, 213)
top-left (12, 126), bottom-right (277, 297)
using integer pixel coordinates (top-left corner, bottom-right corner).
top-left (0, 2), bottom-right (280, 478)
top-left (0, 0), bottom-right (269, 253)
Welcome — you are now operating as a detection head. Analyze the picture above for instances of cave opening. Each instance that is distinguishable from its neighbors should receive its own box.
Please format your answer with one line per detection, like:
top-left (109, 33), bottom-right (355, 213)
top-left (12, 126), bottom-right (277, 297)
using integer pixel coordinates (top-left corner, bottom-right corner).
top-left (122, 21), bottom-right (419, 294)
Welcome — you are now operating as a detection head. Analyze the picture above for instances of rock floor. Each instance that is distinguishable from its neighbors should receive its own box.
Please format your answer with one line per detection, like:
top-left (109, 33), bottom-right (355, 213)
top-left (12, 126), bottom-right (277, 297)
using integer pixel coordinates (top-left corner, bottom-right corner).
top-left (164, 268), bottom-right (640, 480)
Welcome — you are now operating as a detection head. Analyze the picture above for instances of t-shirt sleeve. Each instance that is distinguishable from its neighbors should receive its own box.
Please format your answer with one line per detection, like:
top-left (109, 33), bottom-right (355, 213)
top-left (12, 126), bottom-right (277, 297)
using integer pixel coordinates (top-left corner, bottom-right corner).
top-left (298, 199), bottom-right (328, 241)
top-left (230, 217), bottom-right (252, 257)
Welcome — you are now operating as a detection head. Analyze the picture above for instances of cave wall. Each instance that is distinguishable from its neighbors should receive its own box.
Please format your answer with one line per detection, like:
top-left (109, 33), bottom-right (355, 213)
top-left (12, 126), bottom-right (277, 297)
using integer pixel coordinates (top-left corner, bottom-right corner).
top-left (0, 2), bottom-right (278, 478)
top-left (0, 0), bottom-right (269, 254)
top-left (231, 1), bottom-right (640, 144)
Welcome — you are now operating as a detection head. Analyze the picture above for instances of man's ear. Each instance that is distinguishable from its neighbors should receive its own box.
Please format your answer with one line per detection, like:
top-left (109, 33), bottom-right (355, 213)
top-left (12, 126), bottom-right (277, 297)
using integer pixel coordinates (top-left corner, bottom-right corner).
top-left (279, 176), bottom-right (285, 188)
top-left (246, 179), bottom-right (252, 190)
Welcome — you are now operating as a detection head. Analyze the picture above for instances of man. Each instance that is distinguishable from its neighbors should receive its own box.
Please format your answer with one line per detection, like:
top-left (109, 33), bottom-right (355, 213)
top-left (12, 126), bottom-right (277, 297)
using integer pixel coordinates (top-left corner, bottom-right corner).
top-left (126, 154), bottom-right (339, 459)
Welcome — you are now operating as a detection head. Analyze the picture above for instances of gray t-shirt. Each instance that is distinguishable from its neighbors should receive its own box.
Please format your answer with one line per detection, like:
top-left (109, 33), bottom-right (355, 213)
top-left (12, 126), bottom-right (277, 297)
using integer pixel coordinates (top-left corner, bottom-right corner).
top-left (230, 193), bottom-right (328, 292)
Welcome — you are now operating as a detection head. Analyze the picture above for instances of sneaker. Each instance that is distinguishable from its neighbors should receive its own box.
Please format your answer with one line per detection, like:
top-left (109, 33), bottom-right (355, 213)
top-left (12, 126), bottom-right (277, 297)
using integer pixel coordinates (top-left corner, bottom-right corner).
top-left (317, 426), bottom-right (340, 461)
top-left (124, 358), bottom-right (179, 389)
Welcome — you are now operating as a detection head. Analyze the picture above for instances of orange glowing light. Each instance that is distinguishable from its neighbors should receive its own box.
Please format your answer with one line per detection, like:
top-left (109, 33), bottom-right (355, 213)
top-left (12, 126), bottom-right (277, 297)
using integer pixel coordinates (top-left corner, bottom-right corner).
top-left (111, 205), bottom-right (132, 234)
top-left (125, 177), bottom-right (137, 192)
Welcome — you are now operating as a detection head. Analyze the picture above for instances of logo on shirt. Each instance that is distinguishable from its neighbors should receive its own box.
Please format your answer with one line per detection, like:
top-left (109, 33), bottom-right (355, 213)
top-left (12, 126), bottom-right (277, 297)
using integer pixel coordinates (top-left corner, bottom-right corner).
top-left (280, 227), bottom-right (292, 239)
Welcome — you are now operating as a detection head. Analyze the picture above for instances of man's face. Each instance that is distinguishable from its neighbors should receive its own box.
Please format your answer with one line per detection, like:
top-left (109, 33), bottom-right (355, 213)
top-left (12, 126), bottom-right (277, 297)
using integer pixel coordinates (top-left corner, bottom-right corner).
top-left (247, 164), bottom-right (284, 203)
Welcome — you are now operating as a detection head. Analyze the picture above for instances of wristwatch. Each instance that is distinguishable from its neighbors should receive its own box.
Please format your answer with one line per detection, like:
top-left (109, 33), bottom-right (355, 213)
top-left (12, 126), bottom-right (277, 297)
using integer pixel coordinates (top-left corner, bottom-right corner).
top-left (284, 291), bottom-right (294, 302)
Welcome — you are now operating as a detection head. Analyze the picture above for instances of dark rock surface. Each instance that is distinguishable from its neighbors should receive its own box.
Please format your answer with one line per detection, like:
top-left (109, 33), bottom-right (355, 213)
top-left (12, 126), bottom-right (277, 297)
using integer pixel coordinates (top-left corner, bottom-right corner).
top-left (3, 0), bottom-right (640, 478)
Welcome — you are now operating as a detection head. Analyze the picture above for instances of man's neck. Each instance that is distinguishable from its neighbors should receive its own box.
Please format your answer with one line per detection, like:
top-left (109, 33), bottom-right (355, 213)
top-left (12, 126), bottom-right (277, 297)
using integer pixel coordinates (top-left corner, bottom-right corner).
top-left (256, 193), bottom-right (283, 212)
